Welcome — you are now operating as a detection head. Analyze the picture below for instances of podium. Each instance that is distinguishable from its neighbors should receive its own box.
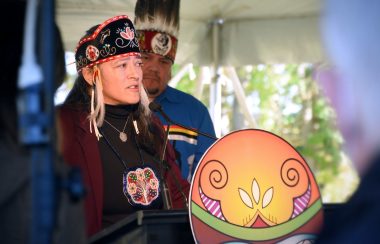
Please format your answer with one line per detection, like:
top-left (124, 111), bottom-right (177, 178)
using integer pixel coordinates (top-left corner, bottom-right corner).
top-left (88, 210), bottom-right (195, 244)
top-left (88, 204), bottom-right (339, 243)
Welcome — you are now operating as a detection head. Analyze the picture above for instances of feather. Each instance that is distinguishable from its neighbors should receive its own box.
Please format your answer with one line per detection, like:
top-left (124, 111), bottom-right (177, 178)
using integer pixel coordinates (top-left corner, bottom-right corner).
top-left (134, 0), bottom-right (180, 38)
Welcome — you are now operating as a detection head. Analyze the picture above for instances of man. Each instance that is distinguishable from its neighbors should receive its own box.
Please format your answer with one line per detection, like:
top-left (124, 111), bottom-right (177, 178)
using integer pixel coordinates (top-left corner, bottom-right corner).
top-left (317, 0), bottom-right (380, 242)
top-left (134, 0), bottom-right (216, 182)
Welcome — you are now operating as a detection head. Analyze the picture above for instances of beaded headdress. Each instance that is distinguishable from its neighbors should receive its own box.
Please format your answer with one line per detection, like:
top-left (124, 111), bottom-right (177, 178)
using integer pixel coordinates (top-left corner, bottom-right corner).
top-left (75, 15), bottom-right (140, 72)
top-left (134, 0), bottom-right (180, 62)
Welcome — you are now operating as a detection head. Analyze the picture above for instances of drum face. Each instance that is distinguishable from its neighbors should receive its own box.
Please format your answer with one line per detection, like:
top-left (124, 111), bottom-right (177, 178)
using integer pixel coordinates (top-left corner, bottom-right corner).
top-left (189, 129), bottom-right (323, 243)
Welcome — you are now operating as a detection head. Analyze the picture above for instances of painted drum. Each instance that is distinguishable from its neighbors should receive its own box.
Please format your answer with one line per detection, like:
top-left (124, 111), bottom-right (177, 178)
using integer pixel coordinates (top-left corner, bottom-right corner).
top-left (189, 129), bottom-right (323, 243)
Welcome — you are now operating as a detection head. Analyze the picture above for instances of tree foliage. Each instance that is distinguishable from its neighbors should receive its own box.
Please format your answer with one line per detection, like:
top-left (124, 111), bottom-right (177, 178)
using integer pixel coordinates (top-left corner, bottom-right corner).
top-left (172, 63), bottom-right (358, 202)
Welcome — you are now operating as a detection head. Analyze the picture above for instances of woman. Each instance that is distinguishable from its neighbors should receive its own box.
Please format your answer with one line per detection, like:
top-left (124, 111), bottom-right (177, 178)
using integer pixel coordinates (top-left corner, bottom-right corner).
top-left (58, 15), bottom-right (189, 236)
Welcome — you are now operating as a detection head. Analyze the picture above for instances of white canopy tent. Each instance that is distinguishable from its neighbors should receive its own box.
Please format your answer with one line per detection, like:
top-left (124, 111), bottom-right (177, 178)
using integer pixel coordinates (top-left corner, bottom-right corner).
top-left (56, 0), bottom-right (326, 136)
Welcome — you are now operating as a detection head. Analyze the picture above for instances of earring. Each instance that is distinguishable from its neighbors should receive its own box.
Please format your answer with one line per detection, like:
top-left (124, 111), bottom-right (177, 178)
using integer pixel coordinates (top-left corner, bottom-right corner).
top-left (133, 120), bottom-right (140, 135)
top-left (89, 67), bottom-right (102, 140)
top-left (89, 84), bottom-right (95, 132)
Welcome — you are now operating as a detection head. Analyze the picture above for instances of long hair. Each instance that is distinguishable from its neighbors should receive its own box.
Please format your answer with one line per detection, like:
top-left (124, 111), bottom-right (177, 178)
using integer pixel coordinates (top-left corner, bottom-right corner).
top-left (64, 25), bottom-right (163, 157)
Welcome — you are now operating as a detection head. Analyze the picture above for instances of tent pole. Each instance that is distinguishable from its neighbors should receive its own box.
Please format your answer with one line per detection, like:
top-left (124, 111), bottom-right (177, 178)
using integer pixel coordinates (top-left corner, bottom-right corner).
top-left (210, 19), bottom-right (223, 137)
top-left (225, 67), bottom-right (258, 128)
top-left (194, 66), bottom-right (206, 100)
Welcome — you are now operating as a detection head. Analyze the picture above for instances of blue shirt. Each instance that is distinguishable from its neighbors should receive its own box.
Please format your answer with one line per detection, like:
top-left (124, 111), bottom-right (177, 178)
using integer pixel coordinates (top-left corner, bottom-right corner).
top-left (155, 86), bottom-right (216, 182)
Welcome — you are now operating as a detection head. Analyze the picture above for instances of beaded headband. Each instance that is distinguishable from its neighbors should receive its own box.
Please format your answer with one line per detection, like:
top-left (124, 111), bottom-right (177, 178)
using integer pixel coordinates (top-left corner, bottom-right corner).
top-left (136, 30), bottom-right (177, 62)
top-left (75, 15), bottom-right (140, 72)
top-left (134, 0), bottom-right (180, 62)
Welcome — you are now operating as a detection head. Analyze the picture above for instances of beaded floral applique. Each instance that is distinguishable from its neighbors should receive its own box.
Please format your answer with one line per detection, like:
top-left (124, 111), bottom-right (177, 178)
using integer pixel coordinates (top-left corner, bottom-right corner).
top-left (123, 167), bottom-right (160, 206)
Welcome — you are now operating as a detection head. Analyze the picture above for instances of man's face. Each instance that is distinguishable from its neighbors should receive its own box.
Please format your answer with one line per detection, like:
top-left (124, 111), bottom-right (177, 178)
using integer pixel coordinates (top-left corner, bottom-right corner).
top-left (141, 52), bottom-right (172, 101)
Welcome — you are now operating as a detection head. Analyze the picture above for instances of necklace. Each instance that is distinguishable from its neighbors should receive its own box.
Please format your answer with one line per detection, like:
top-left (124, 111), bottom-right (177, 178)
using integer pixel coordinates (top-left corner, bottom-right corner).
top-left (98, 124), bottom-right (161, 207)
top-left (103, 115), bottom-right (130, 142)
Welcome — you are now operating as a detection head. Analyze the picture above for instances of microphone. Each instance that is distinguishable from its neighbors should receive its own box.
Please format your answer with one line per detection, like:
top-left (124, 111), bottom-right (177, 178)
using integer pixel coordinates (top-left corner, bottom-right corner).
top-left (149, 102), bottom-right (218, 141)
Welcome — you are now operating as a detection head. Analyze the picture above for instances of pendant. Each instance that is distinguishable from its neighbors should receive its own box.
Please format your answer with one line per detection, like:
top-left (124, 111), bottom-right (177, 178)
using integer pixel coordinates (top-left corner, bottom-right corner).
top-left (123, 167), bottom-right (160, 206)
top-left (119, 132), bottom-right (127, 142)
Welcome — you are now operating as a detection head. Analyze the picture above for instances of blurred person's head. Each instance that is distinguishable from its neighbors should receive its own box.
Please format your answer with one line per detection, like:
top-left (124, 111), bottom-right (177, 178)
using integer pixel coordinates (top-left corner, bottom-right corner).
top-left (134, 0), bottom-right (180, 101)
top-left (321, 0), bottom-right (380, 175)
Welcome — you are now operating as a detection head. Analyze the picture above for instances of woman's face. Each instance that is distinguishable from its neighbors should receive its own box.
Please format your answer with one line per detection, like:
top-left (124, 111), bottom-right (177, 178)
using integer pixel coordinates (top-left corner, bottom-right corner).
top-left (98, 55), bottom-right (143, 105)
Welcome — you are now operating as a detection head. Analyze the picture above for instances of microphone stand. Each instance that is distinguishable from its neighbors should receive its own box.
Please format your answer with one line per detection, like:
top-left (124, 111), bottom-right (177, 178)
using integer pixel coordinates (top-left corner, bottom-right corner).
top-left (164, 159), bottom-right (189, 208)
top-left (159, 123), bottom-right (173, 210)
top-left (150, 101), bottom-right (216, 208)
top-left (151, 103), bottom-right (196, 208)
top-left (159, 122), bottom-right (188, 208)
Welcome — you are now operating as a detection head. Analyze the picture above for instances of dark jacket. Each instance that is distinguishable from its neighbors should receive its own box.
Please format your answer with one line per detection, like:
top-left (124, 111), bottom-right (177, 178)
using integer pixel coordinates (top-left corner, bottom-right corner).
top-left (58, 105), bottom-right (190, 236)
top-left (317, 154), bottom-right (380, 243)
